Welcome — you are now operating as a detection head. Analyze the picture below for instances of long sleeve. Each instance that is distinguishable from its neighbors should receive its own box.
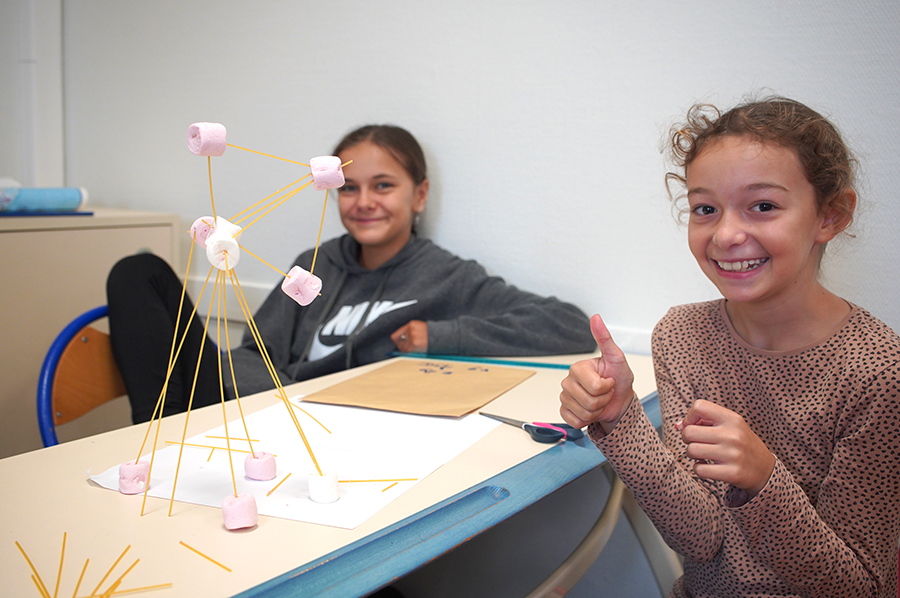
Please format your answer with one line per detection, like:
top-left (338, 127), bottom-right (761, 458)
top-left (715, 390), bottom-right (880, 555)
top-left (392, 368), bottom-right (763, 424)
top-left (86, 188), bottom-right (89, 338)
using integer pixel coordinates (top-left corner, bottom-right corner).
top-left (228, 236), bottom-right (597, 395)
top-left (725, 361), bottom-right (900, 596)
top-left (593, 301), bottom-right (900, 597)
top-left (424, 258), bottom-right (595, 356)
top-left (589, 391), bottom-right (726, 562)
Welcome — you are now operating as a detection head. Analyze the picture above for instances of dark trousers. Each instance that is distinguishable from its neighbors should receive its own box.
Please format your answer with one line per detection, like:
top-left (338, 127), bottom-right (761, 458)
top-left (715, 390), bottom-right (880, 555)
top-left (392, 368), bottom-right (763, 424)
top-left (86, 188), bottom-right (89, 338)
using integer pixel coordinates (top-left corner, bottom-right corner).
top-left (107, 253), bottom-right (223, 424)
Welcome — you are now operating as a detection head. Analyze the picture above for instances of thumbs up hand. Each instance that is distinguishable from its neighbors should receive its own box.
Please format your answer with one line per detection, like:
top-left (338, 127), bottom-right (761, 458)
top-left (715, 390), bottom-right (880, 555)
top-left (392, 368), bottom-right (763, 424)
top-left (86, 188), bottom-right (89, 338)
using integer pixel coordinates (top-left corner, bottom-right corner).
top-left (559, 315), bottom-right (636, 434)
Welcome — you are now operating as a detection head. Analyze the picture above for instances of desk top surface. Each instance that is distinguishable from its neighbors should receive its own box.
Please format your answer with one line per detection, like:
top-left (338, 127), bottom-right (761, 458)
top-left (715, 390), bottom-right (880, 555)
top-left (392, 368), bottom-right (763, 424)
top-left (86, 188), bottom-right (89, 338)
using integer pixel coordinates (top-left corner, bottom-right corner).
top-left (2, 353), bottom-right (654, 598)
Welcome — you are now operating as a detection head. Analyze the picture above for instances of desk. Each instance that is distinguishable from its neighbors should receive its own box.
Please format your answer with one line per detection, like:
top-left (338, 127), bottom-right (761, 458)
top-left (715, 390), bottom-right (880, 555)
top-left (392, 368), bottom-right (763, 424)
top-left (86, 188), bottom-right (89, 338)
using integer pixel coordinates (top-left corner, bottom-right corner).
top-left (2, 353), bottom-right (655, 597)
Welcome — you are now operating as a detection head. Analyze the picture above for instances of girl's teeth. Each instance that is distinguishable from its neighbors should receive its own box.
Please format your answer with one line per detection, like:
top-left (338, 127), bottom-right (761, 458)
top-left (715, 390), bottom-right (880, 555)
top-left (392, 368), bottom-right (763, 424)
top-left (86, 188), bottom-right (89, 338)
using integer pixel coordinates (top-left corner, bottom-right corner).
top-left (717, 258), bottom-right (766, 272)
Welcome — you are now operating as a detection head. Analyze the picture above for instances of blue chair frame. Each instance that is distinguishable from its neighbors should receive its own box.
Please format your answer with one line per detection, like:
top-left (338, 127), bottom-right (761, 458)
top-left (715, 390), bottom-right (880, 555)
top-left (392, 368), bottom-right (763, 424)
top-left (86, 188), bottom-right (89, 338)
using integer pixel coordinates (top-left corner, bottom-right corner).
top-left (37, 305), bottom-right (112, 447)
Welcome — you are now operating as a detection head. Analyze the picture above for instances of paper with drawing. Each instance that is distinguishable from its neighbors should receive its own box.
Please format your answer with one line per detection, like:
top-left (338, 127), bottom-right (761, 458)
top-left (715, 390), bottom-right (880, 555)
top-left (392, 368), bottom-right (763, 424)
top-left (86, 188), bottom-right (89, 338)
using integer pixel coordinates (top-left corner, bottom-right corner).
top-left (90, 396), bottom-right (501, 529)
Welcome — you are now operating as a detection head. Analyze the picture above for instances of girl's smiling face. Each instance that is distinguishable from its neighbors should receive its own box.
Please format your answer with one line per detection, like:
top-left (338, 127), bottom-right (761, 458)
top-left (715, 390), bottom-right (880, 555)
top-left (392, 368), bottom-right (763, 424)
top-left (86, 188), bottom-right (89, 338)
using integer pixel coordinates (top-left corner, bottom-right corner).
top-left (337, 140), bottom-right (428, 270)
top-left (686, 135), bottom-right (839, 309)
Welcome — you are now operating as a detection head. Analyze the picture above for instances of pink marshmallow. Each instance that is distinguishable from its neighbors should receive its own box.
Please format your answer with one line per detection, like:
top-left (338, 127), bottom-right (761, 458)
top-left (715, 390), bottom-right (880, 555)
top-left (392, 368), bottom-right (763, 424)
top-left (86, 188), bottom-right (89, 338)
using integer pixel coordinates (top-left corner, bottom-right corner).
top-left (310, 156), bottom-right (345, 191)
top-left (244, 451), bottom-right (276, 481)
top-left (189, 216), bottom-right (215, 248)
top-left (118, 460), bottom-right (150, 494)
top-left (281, 266), bottom-right (322, 306)
top-left (222, 492), bottom-right (258, 530)
top-left (187, 122), bottom-right (227, 157)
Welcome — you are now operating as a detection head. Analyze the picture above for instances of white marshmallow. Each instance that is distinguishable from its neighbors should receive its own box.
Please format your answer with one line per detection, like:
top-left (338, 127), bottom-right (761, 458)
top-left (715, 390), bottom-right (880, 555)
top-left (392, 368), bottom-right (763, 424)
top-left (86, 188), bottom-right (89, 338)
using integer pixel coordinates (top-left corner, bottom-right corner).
top-left (222, 492), bottom-right (258, 530)
top-left (310, 156), bottom-right (345, 191)
top-left (281, 266), bottom-right (323, 306)
top-left (118, 460), bottom-right (150, 494)
top-left (189, 216), bottom-right (215, 249)
top-left (187, 122), bottom-right (227, 157)
top-left (244, 451), bottom-right (276, 481)
top-left (308, 472), bottom-right (340, 503)
top-left (205, 216), bottom-right (243, 271)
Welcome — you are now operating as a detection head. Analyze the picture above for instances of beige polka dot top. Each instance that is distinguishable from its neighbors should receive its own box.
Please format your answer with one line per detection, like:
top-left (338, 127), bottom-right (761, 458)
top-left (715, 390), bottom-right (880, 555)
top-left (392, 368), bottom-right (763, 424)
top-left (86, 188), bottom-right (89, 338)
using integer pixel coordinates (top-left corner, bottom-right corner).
top-left (590, 300), bottom-right (900, 597)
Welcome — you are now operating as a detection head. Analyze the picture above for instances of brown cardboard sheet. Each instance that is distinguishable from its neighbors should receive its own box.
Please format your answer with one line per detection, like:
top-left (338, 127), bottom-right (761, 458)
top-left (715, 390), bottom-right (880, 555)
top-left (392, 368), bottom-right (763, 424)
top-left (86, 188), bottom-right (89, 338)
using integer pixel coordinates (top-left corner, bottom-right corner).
top-left (300, 359), bottom-right (536, 417)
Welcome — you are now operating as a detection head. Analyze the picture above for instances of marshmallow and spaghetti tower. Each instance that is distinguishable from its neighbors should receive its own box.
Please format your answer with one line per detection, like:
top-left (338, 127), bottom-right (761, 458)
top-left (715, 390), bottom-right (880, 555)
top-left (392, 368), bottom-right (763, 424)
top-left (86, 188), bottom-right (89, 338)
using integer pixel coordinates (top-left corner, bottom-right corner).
top-left (121, 121), bottom-right (347, 529)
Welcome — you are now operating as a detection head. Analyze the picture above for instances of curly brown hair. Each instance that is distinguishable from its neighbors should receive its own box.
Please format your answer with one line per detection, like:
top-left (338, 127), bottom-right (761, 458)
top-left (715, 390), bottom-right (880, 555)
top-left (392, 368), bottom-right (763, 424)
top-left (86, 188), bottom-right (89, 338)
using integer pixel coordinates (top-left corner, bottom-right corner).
top-left (665, 97), bottom-right (857, 231)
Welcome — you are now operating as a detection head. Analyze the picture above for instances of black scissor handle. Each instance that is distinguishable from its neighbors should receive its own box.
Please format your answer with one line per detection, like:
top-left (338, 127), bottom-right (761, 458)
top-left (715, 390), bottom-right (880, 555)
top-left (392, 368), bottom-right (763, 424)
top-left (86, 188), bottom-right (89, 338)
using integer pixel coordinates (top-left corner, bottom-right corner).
top-left (524, 423), bottom-right (585, 443)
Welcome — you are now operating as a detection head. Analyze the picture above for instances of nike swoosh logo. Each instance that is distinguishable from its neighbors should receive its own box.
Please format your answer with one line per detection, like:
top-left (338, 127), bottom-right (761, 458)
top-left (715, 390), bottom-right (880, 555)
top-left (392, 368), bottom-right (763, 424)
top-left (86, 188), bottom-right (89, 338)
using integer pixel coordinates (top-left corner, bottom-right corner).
top-left (308, 324), bottom-right (344, 361)
top-left (307, 299), bottom-right (419, 362)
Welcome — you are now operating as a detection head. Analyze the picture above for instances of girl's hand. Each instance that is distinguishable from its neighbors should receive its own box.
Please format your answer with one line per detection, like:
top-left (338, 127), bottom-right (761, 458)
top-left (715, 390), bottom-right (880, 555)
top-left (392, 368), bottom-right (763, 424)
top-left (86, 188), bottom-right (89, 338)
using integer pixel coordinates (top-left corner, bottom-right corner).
top-left (391, 320), bottom-right (428, 353)
top-left (559, 314), bottom-right (635, 433)
top-left (677, 399), bottom-right (775, 497)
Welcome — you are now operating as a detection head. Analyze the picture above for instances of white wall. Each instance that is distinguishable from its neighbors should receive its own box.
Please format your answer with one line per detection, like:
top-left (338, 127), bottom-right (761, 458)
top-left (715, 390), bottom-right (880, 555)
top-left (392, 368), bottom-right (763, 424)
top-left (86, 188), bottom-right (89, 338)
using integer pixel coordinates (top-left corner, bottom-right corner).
top-left (14, 0), bottom-right (900, 353)
top-left (0, 0), bottom-right (65, 187)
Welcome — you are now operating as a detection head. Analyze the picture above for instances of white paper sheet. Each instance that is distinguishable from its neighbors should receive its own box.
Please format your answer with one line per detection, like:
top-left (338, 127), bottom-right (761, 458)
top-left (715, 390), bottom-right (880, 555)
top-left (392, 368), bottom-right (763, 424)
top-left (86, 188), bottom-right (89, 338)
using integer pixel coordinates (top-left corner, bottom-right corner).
top-left (90, 396), bottom-right (500, 529)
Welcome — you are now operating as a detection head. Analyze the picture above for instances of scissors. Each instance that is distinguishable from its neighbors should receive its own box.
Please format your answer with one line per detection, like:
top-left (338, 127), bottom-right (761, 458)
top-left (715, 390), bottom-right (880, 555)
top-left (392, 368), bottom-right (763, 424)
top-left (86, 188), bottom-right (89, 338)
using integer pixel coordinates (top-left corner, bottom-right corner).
top-left (479, 412), bottom-right (585, 443)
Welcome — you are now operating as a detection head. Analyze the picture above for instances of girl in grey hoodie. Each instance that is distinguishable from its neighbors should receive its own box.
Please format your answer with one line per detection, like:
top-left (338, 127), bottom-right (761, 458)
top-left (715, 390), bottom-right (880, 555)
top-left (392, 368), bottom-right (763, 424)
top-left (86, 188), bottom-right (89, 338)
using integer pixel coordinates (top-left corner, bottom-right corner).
top-left (108, 125), bottom-right (594, 423)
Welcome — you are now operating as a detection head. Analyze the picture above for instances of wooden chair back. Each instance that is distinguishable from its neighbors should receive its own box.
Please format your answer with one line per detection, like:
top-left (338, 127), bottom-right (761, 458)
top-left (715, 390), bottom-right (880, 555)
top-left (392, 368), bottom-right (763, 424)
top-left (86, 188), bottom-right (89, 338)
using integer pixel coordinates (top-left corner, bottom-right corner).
top-left (51, 324), bottom-right (126, 425)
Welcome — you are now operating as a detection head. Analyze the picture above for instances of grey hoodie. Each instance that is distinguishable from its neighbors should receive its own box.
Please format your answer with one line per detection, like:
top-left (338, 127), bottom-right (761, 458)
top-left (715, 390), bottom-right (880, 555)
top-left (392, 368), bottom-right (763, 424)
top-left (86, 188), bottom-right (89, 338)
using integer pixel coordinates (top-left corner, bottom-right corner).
top-left (227, 234), bottom-right (595, 396)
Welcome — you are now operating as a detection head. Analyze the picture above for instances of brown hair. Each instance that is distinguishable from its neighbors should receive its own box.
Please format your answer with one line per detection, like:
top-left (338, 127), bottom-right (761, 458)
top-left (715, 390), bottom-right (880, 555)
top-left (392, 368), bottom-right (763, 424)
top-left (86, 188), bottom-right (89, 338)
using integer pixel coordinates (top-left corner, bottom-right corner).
top-left (333, 125), bottom-right (427, 186)
top-left (665, 97), bottom-right (857, 230)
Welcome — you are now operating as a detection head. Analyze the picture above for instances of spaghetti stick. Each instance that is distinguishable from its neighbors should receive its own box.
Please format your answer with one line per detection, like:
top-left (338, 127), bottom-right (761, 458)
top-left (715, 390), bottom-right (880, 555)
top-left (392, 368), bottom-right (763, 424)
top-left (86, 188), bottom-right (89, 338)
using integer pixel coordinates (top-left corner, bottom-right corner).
top-left (32, 576), bottom-right (49, 598)
top-left (225, 143), bottom-right (309, 166)
top-left (229, 270), bottom-right (322, 474)
top-left (164, 440), bottom-right (260, 454)
top-left (339, 478), bottom-right (418, 483)
top-left (235, 179), bottom-right (311, 233)
top-left (230, 275), bottom-right (308, 447)
top-left (208, 156), bottom-right (216, 219)
top-left (229, 271), bottom-right (300, 414)
top-left (179, 542), bottom-right (232, 572)
top-left (289, 402), bottom-right (332, 434)
top-left (221, 289), bottom-right (257, 459)
top-left (267, 472), bottom-right (292, 496)
top-left (206, 435), bottom-right (260, 442)
top-left (382, 482), bottom-right (399, 492)
top-left (232, 189), bottom-right (298, 229)
top-left (231, 173), bottom-right (312, 223)
top-left (53, 532), bottom-right (66, 598)
top-left (136, 237), bottom-right (200, 459)
top-left (235, 180), bottom-right (313, 236)
top-left (100, 558), bottom-right (139, 598)
top-left (15, 541), bottom-right (50, 598)
top-left (72, 559), bottom-right (89, 598)
top-left (238, 244), bottom-right (287, 277)
top-left (230, 274), bottom-right (321, 473)
top-left (309, 189), bottom-right (329, 275)
top-left (98, 582), bottom-right (173, 596)
top-left (89, 545), bottom-right (130, 597)
top-left (215, 268), bottom-right (239, 495)
top-left (208, 447), bottom-right (216, 462)
top-left (168, 275), bottom-right (220, 517)
top-left (141, 264), bottom-right (217, 517)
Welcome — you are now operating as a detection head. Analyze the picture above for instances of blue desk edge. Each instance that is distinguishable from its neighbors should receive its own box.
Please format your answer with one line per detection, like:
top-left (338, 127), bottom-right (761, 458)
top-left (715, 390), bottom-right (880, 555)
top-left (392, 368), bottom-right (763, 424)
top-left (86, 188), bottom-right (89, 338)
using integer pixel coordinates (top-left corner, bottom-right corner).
top-left (236, 391), bottom-right (660, 598)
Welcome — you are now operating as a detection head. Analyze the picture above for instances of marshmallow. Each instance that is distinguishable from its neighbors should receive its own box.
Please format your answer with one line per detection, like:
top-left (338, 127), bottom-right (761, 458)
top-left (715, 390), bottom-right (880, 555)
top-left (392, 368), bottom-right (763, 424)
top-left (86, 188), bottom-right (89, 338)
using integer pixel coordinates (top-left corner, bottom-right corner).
top-left (310, 156), bottom-right (345, 191)
top-left (222, 492), bottom-right (258, 530)
top-left (118, 460), bottom-right (150, 494)
top-left (244, 451), bottom-right (276, 481)
top-left (189, 216), bottom-right (215, 249)
top-left (187, 122), bottom-right (227, 157)
top-left (205, 216), bottom-right (243, 271)
top-left (281, 266), bottom-right (323, 306)
top-left (308, 472), bottom-right (340, 503)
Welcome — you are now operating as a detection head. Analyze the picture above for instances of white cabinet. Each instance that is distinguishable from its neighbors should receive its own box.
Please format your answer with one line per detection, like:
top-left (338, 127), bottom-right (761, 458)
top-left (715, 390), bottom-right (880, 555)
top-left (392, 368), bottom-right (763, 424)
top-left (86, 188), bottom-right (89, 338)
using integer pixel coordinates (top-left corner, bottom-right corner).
top-left (0, 208), bottom-right (180, 457)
